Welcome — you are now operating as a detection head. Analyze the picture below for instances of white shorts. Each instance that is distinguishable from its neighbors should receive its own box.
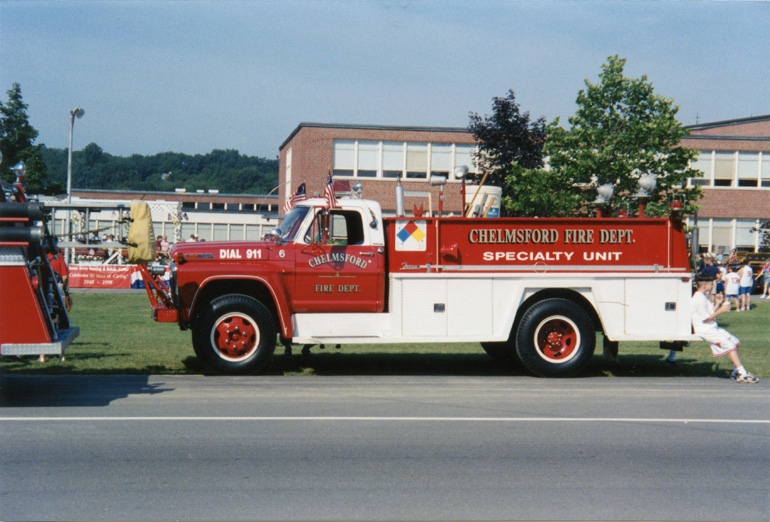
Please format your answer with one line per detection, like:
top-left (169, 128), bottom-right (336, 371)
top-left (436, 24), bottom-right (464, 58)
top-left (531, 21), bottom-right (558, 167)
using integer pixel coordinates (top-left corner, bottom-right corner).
top-left (699, 328), bottom-right (740, 357)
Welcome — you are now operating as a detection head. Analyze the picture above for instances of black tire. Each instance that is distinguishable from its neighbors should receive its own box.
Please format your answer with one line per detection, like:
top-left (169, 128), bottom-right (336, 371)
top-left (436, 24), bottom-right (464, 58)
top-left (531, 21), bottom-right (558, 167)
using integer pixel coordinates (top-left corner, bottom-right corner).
top-left (514, 298), bottom-right (595, 377)
top-left (481, 341), bottom-right (514, 361)
top-left (192, 294), bottom-right (276, 375)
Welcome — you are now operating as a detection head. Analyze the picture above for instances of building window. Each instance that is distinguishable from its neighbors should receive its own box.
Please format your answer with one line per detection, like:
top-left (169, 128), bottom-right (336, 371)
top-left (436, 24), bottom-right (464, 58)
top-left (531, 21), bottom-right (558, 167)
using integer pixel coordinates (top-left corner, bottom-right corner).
top-left (181, 223), bottom-right (195, 239)
top-left (245, 224), bottom-right (262, 241)
top-left (430, 143), bottom-right (451, 178)
top-left (406, 142), bottom-right (428, 179)
top-left (735, 219), bottom-right (758, 250)
top-left (213, 224), bottom-right (228, 241)
top-left (689, 151), bottom-right (712, 186)
top-left (454, 144), bottom-right (476, 180)
top-left (737, 152), bottom-right (759, 187)
top-left (333, 140), bottom-right (355, 178)
top-left (382, 142), bottom-right (404, 178)
top-left (711, 219), bottom-right (733, 253)
top-left (762, 152), bottom-right (770, 188)
top-left (357, 141), bottom-right (379, 178)
top-left (286, 147), bottom-right (292, 189)
top-left (229, 224), bottom-right (244, 241)
top-left (713, 152), bottom-right (735, 187)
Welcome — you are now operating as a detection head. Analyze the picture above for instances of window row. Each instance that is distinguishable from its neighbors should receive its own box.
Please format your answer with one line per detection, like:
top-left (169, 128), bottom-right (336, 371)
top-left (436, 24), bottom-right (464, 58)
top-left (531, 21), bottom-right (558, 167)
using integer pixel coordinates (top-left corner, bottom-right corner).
top-left (688, 217), bottom-right (764, 252)
top-left (689, 151), bottom-right (770, 188)
top-left (179, 201), bottom-right (276, 212)
top-left (333, 140), bottom-right (478, 180)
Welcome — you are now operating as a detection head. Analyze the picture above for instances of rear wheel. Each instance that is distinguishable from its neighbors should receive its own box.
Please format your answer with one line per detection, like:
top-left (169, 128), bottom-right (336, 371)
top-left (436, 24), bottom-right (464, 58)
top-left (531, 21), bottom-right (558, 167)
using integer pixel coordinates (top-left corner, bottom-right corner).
top-left (192, 294), bottom-right (276, 375)
top-left (515, 298), bottom-right (595, 377)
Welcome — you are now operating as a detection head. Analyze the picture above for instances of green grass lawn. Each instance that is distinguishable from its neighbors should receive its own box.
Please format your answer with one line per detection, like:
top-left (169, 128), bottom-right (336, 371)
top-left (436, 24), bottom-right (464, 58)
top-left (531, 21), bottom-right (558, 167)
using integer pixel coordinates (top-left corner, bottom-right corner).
top-left (3, 292), bottom-right (769, 378)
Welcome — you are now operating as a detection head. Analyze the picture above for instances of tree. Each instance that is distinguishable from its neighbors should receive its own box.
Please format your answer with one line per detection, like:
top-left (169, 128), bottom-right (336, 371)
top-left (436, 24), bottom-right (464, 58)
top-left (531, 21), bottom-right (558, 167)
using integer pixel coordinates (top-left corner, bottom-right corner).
top-left (501, 164), bottom-right (584, 217)
top-left (546, 56), bottom-right (701, 217)
top-left (468, 90), bottom-right (548, 212)
top-left (0, 83), bottom-right (48, 193)
top-left (754, 220), bottom-right (770, 252)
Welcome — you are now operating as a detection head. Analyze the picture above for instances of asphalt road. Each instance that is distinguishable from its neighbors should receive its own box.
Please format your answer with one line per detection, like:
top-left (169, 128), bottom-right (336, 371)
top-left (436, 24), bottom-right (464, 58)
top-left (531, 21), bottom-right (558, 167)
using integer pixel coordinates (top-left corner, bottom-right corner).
top-left (1, 375), bottom-right (768, 521)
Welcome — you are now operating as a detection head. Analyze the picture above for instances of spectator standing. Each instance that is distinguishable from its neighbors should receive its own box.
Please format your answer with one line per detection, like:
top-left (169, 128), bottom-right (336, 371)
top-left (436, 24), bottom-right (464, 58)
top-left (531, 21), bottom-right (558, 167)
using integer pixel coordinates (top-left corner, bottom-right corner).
top-left (160, 236), bottom-right (170, 258)
top-left (757, 259), bottom-right (770, 299)
top-left (738, 263), bottom-right (754, 311)
top-left (699, 256), bottom-right (721, 304)
top-left (691, 274), bottom-right (758, 383)
top-left (695, 253), bottom-right (704, 272)
top-left (716, 262), bottom-right (727, 301)
top-left (723, 265), bottom-right (741, 311)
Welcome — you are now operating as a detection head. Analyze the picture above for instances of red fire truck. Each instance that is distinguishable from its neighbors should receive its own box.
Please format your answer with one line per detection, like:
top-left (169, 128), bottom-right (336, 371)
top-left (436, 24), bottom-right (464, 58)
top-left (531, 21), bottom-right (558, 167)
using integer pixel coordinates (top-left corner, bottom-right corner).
top-left (0, 163), bottom-right (78, 360)
top-left (136, 184), bottom-right (695, 377)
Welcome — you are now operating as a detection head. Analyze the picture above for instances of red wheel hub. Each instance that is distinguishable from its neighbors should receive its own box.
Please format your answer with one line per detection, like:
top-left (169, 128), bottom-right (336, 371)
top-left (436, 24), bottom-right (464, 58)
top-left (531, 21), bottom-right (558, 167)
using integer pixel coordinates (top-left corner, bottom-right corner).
top-left (535, 316), bottom-right (579, 361)
top-left (212, 314), bottom-right (258, 360)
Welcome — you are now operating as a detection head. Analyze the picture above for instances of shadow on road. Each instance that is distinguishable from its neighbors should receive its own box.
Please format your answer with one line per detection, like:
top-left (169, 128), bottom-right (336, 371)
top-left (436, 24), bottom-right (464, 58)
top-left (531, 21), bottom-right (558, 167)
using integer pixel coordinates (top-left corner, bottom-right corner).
top-left (0, 374), bottom-right (173, 407)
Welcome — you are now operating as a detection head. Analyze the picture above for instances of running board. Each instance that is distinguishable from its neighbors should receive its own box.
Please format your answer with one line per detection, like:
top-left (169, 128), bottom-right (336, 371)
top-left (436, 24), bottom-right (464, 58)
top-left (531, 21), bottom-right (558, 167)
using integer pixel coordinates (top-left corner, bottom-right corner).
top-left (1, 327), bottom-right (79, 357)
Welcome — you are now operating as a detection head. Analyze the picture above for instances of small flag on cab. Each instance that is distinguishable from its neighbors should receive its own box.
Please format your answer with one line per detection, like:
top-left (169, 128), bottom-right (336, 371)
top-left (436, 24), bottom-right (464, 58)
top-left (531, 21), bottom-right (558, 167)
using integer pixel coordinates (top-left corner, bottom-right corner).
top-left (283, 183), bottom-right (306, 213)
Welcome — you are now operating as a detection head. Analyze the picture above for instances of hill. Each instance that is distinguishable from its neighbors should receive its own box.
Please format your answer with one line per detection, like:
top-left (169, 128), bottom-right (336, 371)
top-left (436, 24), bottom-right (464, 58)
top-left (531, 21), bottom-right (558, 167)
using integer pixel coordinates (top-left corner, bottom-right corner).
top-left (40, 144), bottom-right (279, 195)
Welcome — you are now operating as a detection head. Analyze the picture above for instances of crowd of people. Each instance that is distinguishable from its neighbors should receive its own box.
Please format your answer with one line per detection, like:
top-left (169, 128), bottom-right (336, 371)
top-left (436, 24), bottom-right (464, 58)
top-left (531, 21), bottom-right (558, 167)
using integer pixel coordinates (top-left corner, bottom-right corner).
top-left (694, 251), bottom-right (770, 311)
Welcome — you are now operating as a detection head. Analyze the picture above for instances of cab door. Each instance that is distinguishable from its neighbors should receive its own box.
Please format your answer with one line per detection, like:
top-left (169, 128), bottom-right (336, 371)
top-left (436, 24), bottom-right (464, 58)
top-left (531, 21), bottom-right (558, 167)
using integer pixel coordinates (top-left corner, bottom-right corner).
top-left (293, 208), bottom-right (385, 313)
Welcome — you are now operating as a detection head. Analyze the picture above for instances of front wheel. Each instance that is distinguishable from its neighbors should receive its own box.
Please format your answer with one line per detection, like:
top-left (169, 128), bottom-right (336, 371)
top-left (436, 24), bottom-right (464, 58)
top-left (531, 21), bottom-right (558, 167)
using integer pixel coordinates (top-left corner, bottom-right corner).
top-left (514, 298), bottom-right (595, 377)
top-left (192, 294), bottom-right (276, 375)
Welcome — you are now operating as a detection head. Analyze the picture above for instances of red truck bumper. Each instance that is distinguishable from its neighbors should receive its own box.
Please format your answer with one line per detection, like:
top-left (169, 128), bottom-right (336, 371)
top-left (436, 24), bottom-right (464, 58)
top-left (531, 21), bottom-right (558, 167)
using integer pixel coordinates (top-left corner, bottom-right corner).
top-left (153, 305), bottom-right (179, 323)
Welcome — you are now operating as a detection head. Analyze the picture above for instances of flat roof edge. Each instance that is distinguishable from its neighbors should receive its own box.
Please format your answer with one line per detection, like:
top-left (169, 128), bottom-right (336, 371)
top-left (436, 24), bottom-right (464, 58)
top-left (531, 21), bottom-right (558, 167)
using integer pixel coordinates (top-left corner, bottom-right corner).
top-left (685, 114), bottom-right (770, 131)
top-left (280, 122), bottom-right (472, 150)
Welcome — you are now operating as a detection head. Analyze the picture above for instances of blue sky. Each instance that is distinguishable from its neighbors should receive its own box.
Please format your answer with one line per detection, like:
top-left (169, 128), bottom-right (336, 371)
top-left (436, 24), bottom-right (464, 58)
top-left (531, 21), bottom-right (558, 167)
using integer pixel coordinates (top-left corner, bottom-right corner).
top-left (1, 0), bottom-right (768, 158)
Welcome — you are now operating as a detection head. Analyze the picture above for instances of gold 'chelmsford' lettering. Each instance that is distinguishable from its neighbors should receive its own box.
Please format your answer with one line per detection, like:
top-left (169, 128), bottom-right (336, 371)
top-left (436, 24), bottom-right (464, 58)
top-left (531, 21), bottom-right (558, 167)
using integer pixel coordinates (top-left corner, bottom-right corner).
top-left (469, 228), bottom-right (559, 245)
top-left (308, 253), bottom-right (369, 269)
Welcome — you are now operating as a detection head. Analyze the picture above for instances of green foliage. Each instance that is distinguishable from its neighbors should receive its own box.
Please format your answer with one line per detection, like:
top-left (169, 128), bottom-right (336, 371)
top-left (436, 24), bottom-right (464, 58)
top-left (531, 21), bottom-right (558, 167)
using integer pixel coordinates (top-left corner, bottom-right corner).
top-left (501, 164), bottom-right (583, 217)
top-left (0, 83), bottom-right (49, 193)
top-left (754, 220), bottom-right (770, 252)
top-left (41, 145), bottom-right (279, 195)
top-left (468, 90), bottom-right (548, 213)
top-left (546, 56), bottom-right (702, 217)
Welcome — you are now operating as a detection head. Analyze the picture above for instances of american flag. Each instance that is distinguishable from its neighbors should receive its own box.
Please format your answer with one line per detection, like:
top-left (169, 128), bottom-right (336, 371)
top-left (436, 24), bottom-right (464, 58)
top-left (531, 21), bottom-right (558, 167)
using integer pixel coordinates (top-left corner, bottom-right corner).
top-left (324, 171), bottom-right (338, 209)
top-left (283, 183), bottom-right (306, 213)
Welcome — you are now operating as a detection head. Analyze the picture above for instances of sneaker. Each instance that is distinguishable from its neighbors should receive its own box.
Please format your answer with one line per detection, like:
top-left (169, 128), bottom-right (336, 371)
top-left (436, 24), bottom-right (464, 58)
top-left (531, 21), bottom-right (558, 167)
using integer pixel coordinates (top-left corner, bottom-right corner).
top-left (730, 369), bottom-right (740, 379)
top-left (735, 372), bottom-right (759, 384)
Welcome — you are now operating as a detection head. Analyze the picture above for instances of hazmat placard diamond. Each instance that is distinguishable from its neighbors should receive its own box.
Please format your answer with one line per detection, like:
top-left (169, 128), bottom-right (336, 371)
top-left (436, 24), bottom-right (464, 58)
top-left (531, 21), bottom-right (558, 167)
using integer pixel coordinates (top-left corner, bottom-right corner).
top-left (395, 220), bottom-right (427, 251)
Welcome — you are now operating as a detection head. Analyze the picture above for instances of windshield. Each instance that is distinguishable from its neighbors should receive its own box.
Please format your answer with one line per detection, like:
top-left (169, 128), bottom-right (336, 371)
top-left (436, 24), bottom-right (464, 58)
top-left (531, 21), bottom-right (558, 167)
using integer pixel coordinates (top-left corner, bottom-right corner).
top-left (273, 206), bottom-right (310, 241)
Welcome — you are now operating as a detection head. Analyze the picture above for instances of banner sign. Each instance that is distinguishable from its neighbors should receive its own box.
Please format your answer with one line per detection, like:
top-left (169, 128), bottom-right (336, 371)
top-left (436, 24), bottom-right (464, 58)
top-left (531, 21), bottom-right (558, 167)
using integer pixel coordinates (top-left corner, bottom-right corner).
top-left (69, 265), bottom-right (136, 289)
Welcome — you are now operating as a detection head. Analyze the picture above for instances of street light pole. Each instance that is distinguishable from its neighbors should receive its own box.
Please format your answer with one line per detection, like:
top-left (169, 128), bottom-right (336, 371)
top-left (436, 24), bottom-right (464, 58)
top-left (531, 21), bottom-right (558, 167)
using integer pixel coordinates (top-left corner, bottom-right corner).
top-left (66, 107), bottom-right (84, 203)
top-left (65, 107), bottom-right (84, 264)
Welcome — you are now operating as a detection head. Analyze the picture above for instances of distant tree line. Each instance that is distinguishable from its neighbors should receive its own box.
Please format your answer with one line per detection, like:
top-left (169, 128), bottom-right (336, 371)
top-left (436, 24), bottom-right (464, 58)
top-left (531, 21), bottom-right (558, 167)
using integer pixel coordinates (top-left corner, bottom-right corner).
top-left (41, 145), bottom-right (279, 195)
top-left (1, 83), bottom-right (279, 196)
